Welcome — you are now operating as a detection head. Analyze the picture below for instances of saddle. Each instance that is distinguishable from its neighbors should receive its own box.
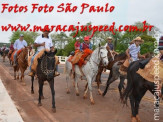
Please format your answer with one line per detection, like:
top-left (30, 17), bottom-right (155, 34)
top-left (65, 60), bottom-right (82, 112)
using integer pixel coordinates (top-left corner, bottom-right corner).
top-left (137, 55), bottom-right (163, 83)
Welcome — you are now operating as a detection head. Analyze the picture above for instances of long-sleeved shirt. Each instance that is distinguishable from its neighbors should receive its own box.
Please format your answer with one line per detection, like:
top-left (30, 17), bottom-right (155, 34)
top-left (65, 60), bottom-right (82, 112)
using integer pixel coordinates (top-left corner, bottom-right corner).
top-left (14, 39), bottom-right (27, 50)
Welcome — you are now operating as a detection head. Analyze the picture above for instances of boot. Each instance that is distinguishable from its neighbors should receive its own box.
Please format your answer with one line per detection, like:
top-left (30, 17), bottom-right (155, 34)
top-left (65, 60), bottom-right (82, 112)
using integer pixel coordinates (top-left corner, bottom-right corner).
top-left (54, 71), bottom-right (60, 77)
top-left (28, 71), bottom-right (34, 76)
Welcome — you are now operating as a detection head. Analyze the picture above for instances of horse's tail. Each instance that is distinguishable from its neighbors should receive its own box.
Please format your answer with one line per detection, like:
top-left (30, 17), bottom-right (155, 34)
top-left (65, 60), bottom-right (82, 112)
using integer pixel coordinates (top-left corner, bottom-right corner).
top-left (121, 62), bottom-right (135, 105)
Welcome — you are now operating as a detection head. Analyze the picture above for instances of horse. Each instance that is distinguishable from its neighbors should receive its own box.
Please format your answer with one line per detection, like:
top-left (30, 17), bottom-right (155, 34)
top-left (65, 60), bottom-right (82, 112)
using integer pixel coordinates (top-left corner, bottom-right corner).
top-left (32, 50), bottom-right (57, 112)
top-left (13, 48), bottom-right (29, 85)
top-left (95, 52), bottom-right (127, 95)
top-left (102, 53), bottom-right (153, 98)
top-left (121, 59), bottom-right (161, 122)
top-left (2, 49), bottom-right (9, 62)
top-left (8, 50), bottom-right (14, 65)
top-left (64, 45), bottom-right (112, 104)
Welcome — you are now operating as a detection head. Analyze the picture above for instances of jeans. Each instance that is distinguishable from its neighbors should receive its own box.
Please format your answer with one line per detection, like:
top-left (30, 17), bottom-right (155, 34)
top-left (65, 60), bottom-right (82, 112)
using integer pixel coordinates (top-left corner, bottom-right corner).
top-left (29, 51), bottom-right (39, 71)
top-left (13, 51), bottom-right (18, 64)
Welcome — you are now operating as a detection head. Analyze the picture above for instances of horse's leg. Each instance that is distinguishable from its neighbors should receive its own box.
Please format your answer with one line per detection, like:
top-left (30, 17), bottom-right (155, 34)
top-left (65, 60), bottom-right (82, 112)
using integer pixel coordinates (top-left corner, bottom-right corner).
top-left (66, 72), bottom-right (71, 94)
top-left (17, 69), bottom-right (19, 80)
top-left (102, 71), bottom-right (118, 97)
top-left (118, 76), bottom-right (125, 99)
top-left (14, 68), bottom-right (16, 80)
top-left (129, 94), bottom-right (137, 122)
top-left (74, 74), bottom-right (80, 96)
top-left (96, 68), bottom-right (103, 95)
top-left (38, 79), bottom-right (43, 106)
top-left (87, 76), bottom-right (94, 105)
top-left (83, 82), bottom-right (88, 99)
top-left (31, 76), bottom-right (34, 94)
top-left (49, 79), bottom-right (56, 112)
top-left (20, 68), bottom-right (26, 86)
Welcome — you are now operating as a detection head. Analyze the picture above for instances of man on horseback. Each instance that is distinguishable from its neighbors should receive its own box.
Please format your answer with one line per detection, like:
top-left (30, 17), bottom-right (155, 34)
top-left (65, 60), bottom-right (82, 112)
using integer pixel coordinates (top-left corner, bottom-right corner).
top-left (126, 37), bottom-right (145, 62)
top-left (28, 29), bottom-right (59, 77)
top-left (13, 34), bottom-right (27, 66)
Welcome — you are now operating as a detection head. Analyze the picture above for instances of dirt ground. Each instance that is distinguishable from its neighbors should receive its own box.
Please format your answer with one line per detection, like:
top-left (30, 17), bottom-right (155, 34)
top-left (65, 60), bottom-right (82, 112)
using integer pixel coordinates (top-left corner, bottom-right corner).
top-left (0, 57), bottom-right (163, 122)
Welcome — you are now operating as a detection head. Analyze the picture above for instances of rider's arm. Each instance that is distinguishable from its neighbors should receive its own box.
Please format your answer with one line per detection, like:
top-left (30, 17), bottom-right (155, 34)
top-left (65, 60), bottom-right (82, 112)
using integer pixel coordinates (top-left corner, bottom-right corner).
top-left (138, 52), bottom-right (145, 58)
top-left (126, 48), bottom-right (130, 58)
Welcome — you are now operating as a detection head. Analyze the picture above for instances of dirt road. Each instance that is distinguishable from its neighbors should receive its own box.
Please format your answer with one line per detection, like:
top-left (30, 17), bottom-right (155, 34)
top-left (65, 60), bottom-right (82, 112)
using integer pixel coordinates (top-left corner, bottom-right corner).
top-left (0, 57), bottom-right (162, 122)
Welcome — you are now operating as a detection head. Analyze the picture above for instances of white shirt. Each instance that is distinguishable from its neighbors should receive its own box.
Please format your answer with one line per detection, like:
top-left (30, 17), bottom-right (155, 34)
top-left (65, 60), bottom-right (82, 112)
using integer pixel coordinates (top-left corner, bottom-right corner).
top-left (35, 35), bottom-right (53, 52)
top-left (129, 43), bottom-right (140, 61)
top-left (14, 39), bottom-right (27, 50)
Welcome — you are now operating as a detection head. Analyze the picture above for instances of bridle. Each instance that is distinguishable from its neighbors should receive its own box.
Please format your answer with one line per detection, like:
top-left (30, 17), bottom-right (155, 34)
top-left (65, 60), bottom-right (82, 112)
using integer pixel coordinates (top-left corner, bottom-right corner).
top-left (41, 55), bottom-right (55, 76)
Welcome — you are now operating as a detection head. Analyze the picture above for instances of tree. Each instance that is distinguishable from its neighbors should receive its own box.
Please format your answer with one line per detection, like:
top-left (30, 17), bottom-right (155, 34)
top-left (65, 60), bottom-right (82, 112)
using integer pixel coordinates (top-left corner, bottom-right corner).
top-left (10, 31), bottom-right (39, 44)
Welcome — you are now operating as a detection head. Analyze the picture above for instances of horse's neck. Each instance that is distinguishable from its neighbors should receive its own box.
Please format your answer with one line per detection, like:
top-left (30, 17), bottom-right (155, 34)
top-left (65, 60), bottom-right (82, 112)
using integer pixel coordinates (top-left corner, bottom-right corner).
top-left (89, 48), bottom-right (100, 65)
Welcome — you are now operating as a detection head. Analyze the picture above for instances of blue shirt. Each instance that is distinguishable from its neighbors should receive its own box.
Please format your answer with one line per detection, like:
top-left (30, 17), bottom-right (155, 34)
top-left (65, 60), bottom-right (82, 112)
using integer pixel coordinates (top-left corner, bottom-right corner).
top-left (108, 43), bottom-right (114, 51)
top-left (14, 39), bottom-right (27, 50)
top-left (80, 42), bottom-right (92, 51)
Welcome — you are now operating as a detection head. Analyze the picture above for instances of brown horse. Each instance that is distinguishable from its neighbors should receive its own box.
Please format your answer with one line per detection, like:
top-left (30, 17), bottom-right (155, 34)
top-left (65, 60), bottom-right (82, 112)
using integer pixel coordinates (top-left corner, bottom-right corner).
top-left (12, 48), bottom-right (29, 85)
top-left (8, 50), bottom-right (14, 65)
top-left (2, 49), bottom-right (9, 62)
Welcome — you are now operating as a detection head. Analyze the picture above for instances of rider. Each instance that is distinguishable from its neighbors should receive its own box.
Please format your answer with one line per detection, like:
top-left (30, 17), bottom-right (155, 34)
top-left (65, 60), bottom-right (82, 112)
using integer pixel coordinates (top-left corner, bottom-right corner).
top-left (1, 44), bottom-right (7, 52)
top-left (78, 36), bottom-right (93, 67)
top-left (13, 34), bottom-right (27, 66)
top-left (8, 42), bottom-right (14, 55)
top-left (105, 37), bottom-right (118, 55)
top-left (28, 29), bottom-right (59, 77)
top-left (126, 36), bottom-right (145, 62)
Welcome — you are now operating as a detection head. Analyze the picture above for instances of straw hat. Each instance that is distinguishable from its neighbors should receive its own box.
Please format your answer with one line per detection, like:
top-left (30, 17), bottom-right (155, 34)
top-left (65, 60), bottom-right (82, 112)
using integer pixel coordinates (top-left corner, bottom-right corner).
top-left (130, 37), bottom-right (144, 44)
top-left (107, 37), bottom-right (112, 40)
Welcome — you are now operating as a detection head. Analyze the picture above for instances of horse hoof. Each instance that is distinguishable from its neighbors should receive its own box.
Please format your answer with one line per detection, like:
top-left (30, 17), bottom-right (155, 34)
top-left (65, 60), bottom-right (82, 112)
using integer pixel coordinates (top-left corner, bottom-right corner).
top-left (38, 103), bottom-right (42, 106)
top-left (31, 91), bottom-right (34, 94)
top-left (21, 82), bottom-right (26, 86)
top-left (98, 90), bottom-right (102, 95)
top-left (136, 115), bottom-right (141, 122)
top-left (83, 95), bottom-right (87, 99)
top-left (90, 101), bottom-right (95, 105)
top-left (66, 90), bottom-right (70, 94)
top-left (131, 117), bottom-right (137, 122)
top-left (41, 96), bottom-right (45, 99)
top-left (76, 93), bottom-right (80, 96)
top-left (52, 108), bottom-right (56, 113)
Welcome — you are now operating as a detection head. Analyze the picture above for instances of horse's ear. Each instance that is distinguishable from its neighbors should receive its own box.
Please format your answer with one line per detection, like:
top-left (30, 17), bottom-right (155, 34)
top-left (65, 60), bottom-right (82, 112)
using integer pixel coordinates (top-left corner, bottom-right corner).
top-left (53, 49), bottom-right (57, 55)
top-left (106, 46), bottom-right (110, 51)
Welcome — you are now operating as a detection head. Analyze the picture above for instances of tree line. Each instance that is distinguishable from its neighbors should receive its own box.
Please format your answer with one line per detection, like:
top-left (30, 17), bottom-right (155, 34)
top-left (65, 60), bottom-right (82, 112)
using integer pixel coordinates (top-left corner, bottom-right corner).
top-left (9, 21), bottom-right (161, 56)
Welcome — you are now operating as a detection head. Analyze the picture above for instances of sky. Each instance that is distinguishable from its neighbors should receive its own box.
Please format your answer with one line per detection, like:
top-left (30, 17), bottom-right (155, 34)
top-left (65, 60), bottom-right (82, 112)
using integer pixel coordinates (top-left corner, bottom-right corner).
top-left (0, 0), bottom-right (163, 43)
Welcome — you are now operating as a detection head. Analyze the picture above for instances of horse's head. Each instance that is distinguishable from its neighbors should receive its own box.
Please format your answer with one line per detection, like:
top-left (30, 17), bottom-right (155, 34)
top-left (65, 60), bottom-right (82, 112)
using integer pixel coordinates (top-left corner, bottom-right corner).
top-left (98, 44), bottom-right (109, 66)
top-left (43, 49), bottom-right (57, 71)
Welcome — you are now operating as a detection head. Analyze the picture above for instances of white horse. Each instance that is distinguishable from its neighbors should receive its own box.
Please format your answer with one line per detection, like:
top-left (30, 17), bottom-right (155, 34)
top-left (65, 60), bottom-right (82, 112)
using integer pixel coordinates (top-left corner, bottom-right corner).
top-left (64, 45), bottom-right (113, 104)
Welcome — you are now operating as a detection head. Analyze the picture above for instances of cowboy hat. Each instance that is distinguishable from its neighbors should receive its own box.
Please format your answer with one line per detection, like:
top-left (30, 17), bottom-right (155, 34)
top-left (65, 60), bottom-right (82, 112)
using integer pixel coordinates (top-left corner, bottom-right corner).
top-left (130, 37), bottom-right (144, 44)
top-left (107, 37), bottom-right (112, 40)
top-left (20, 34), bottom-right (24, 37)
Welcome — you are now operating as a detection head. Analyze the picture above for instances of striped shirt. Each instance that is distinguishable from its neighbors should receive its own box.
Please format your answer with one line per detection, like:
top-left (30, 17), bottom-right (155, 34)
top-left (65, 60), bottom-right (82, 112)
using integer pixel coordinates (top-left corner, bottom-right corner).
top-left (129, 43), bottom-right (140, 61)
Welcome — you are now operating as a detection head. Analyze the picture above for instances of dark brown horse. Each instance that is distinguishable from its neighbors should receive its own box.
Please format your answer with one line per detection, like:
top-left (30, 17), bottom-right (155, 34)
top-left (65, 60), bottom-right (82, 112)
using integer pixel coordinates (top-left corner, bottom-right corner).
top-left (121, 59), bottom-right (161, 122)
top-left (102, 53), bottom-right (154, 98)
top-left (32, 50), bottom-right (57, 112)
top-left (13, 48), bottom-right (28, 85)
